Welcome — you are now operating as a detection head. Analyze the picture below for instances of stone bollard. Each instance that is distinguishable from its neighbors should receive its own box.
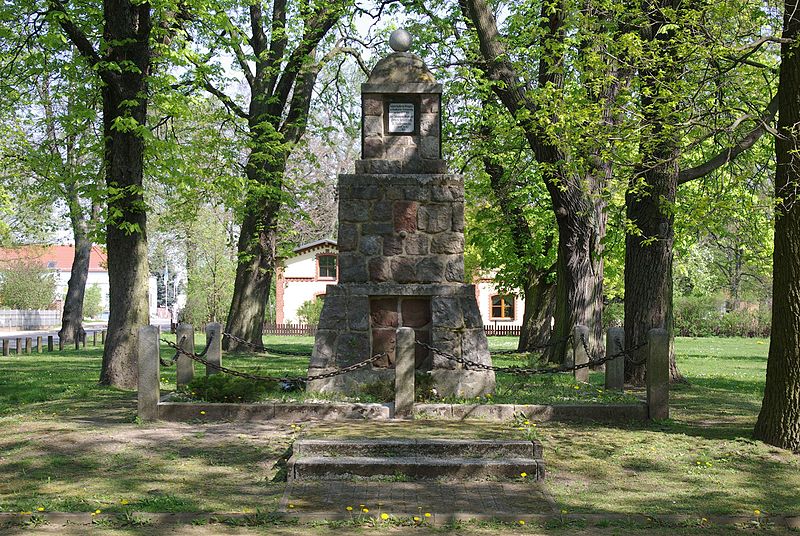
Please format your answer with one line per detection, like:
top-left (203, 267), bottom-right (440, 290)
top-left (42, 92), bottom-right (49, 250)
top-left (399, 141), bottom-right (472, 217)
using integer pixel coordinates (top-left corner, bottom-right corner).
top-left (205, 322), bottom-right (222, 375)
top-left (572, 325), bottom-right (590, 383)
top-left (48, 336), bottom-right (54, 352)
top-left (647, 328), bottom-right (670, 420)
top-left (16, 338), bottom-right (22, 355)
top-left (2, 339), bottom-right (8, 356)
top-left (395, 327), bottom-right (415, 418)
top-left (137, 325), bottom-right (160, 422)
top-left (82, 332), bottom-right (86, 348)
top-left (24, 338), bottom-right (32, 354)
top-left (176, 323), bottom-right (195, 388)
top-left (93, 331), bottom-right (97, 346)
top-left (59, 337), bottom-right (64, 351)
top-left (101, 330), bottom-right (106, 344)
top-left (74, 336), bottom-right (80, 350)
top-left (605, 327), bottom-right (625, 391)
top-left (36, 336), bottom-right (42, 354)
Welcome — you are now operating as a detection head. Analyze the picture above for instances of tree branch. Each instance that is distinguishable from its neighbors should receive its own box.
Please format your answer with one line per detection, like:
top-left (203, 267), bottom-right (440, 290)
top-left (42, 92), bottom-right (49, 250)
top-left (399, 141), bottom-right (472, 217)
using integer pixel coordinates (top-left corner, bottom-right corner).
top-left (678, 95), bottom-right (779, 184)
top-left (202, 79), bottom-right (248, 119)
top-left (264, 0), bottom-right (287, 94)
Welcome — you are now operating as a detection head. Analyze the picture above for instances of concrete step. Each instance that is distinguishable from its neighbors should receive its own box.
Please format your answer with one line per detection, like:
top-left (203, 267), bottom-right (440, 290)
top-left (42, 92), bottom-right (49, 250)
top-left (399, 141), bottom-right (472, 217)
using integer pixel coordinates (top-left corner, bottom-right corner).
top-left (292, 439), bottom-right (543, 459)
top-left (288, 455), bottom-right (545, 481)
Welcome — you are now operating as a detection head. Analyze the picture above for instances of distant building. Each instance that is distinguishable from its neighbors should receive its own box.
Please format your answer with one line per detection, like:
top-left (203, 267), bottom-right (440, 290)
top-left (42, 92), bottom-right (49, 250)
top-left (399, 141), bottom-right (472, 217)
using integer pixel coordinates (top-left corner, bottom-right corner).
top-left (0, 245), bottom-right (158, 317)
top-left (276, 240), bottom-right (524, 327)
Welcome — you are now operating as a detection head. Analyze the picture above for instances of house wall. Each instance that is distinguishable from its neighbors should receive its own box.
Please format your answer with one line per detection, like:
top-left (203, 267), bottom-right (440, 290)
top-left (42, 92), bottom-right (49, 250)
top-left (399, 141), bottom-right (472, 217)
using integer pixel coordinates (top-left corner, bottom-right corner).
top-left (475, 280), bottom-right (525, 327)
top-left (279, 246), bottom-right (338, 324)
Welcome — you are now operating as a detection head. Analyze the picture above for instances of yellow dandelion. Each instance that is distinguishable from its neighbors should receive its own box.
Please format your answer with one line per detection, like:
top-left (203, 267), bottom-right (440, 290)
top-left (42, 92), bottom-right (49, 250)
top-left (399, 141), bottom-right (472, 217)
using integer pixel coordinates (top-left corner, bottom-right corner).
top-left (121, 499), bottom-right (129, 505)
top-left (754, 509), bottom-right (761, 516)
top-left (288, 504), bottom-right (295, 509)
top-left (20, 511), bottom-right (32, 515)
top-left (701, 517), bottom-right (708, 523)
top-left (359, 504), bottom-right (365, 507)
top-left (531, 423), bottom-right (537, 427)
top-left (413, 516), bottom-right (421, 522)
top-left (346, 506), bottom-right (353, 511)
top-left (424, 512), bottom-right (431, 517)
top-left (362, 508), bottom-right (369, 513)
top-left (573, 385), bottom-right (580, 390)
top-left (523, 420), bottom-right (530, 425)
top-left (380, 513), bottom-right (389, 520)
top-left (520, 472), bottom-right (528, 478)
top-left (560, 509), bottom-right (568, 514)
top-left (518, 519), bottom-right (525, 525)
top-left (200, 411), bottom-right (206, 415)
top-left (94, 509), bottom-right (101, 515)
top-left (36, 507), bottom-right (44, 512)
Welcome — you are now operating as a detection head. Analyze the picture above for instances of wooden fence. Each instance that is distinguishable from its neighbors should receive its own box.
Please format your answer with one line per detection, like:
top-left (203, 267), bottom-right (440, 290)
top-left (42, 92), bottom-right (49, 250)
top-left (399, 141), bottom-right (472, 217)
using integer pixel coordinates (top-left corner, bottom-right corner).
top-left (0, 329), bottom-right (107, 355)
top-left (263, 323), bottom-right (318, 336)
top-left (483, 325), bottom-right (522, 337)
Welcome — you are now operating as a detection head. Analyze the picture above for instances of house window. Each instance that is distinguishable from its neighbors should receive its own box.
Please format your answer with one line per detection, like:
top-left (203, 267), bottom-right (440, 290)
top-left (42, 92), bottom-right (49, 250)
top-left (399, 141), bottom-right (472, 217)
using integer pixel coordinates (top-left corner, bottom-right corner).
top-left (318, 255), bottom-right (337, 279)
top-left (490, 295), bottom-right (515, 320)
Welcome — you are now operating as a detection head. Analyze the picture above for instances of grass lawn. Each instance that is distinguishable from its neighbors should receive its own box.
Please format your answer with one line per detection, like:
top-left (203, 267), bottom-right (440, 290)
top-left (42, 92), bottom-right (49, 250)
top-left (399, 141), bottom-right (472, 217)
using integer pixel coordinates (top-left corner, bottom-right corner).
top-left (0, 335), bottom-right (798, 535)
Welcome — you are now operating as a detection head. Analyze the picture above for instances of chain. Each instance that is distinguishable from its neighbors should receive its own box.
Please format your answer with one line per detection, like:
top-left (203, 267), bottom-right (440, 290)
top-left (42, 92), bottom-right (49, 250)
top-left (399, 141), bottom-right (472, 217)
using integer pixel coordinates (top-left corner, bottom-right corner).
top-left (416, 339), bottom-right (630, 375)
top-left (161, 333), bottom-right (215, 367)
top-left (590, 336), bottom-right (649, 366)
top-left (160, 337), bottom-right (386, 384)
top-left (489, 334), bottom-right (571, 356)
top-left (222, 332), bottom-right (311, 357)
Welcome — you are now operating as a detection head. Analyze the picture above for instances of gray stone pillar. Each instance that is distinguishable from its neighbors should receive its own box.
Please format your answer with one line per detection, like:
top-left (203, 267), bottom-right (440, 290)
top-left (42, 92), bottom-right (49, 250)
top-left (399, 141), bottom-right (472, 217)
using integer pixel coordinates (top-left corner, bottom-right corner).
top-left (176, 323), bottom-right (195, 388)
top-left (572, 325), bottom-right (590, 383)
top-left (605, 327), bottom-right (625, 391)
top-left (205, 322), bottom-right (222, 375)
top-left (2, 339), bottom-right (8, 356)
top-left (93, 332), bottom-right (97, 346)
top-left (24, 337), bottom-right (32, 354)
top-left (16, 338), bottom-right (22, 355)
top-left (101, 330), bottom-right (106, 344)
top-left (395, 327), bottom-right (415, 418)
top-left (58, 337), bottom-right (64, 351)
top-left (47, 336), bottom-right (54, 352)
top-left (137, 325), bottom-right (160, 421)
top-left (36, 336), bottom-right (42, 354)
top-left (74, 337), bottom-right (79, 350)
top-left (647, 328), bottom-right (669, 420)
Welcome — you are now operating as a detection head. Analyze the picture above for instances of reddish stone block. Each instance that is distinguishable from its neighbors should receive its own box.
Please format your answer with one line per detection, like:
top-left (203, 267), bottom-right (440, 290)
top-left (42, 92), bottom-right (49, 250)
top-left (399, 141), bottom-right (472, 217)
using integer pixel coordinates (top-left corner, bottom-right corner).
top-left (401, 298), bottom-right (431, 328)
top-left (383, 234), bottom-right (403, 256)
top-left (368, 257), bottom-right (391, 282)
top-left (391, 257), bottom-right (417, 283)
top-left (371, 328), bottom-right (396, 368)
top-left (370, 298), bottom-right (399, 328)
top-left (393, 201), bottom-right (418, 233)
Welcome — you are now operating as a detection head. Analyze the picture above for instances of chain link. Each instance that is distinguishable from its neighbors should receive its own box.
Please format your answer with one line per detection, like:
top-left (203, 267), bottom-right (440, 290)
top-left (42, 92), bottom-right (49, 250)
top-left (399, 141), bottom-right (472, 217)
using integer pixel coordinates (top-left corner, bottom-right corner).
top-left (160, 337), bottom-right (386, 384)
top-left (488, 334), bottom-right (572, 356)
top-left (222, 332), bottom-right (311, 357)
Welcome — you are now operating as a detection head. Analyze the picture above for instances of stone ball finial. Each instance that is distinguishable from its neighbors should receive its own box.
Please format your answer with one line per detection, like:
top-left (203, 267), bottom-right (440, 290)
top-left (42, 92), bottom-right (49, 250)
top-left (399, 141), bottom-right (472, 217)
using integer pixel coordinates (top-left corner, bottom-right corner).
top-left (389, 29), bottom-right (412, 52)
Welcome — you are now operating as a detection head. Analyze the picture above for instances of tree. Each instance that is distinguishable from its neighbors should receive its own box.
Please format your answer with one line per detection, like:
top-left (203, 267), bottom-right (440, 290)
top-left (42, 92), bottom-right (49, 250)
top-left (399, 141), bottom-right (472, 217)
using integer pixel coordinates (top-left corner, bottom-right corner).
top-left (0, 259), bottom-right (56, 310)
top-left (83, 284), bottom-right (103, 319)
top-left (754, 0), bottom-right (800, 451)
top-left (185, 0), bottom-right (353, 350)
top-left (296, 297), bottom-right (324, 325)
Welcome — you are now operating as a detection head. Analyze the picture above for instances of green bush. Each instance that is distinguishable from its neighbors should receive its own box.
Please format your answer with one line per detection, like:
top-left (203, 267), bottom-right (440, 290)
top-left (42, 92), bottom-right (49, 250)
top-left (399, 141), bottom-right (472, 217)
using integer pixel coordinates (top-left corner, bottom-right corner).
top-left (186, 374), bottom-right (269, 403)
top-left (83, 284), bottom-right (103, 318)
top-left (0, 260), bottom-right (56, 309)
top-left (296, 297), bottom-right (324, 325)
top-left (673, 295), bottom-right (770, 337)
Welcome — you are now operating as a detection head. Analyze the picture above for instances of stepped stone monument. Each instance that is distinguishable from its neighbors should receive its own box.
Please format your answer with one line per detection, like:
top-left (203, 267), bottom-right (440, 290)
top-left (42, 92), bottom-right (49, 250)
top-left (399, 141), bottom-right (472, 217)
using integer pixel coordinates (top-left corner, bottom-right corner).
top-left (306, 29), bottom-right (495, 398)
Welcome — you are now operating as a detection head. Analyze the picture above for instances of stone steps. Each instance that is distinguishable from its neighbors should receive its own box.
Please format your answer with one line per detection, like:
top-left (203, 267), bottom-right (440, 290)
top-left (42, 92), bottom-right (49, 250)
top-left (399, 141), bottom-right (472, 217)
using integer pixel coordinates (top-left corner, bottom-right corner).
top-left (288, 439), bottom-right (545, 482)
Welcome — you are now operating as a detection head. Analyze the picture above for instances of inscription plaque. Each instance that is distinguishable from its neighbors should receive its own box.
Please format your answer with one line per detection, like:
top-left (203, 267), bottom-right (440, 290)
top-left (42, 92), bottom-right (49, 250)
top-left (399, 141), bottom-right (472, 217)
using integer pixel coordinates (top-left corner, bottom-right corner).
top-left (388, 102), bottom-right (415, 133)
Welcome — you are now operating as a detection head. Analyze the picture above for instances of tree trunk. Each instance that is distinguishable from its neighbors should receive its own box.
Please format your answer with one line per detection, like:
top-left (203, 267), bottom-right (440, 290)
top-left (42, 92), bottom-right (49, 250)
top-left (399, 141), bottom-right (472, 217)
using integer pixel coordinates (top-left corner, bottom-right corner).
top-left (97, 0), bottom-right (152, 388)
top-left (518, 268), bottom-right (556, 351)
top-left (754, 0), bottom-right (800, 451)
top-left (58, 214), bottom-right (91, 344)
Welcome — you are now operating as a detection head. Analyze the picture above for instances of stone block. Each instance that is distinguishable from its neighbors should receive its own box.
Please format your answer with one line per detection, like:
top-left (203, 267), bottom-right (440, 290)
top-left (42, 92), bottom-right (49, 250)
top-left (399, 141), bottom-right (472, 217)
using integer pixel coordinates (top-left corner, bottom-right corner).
top-left (335, 332), bottom-right (371, 366)
top-left (401, 298), bottom-right (431, 327)
top-left (431, 330), bottom-right (460, 370)
top-left (391, 257), bottom-right (417, 283)
top-left (404, 234), bottom-right (429, 255)
top-left (420, 112), bottom-right (439, 137)
top-left (371, 328), bottom-right (396, 367)
top-left (364, 115), bottom-right (383, 137)
top-left (370, 298), bottom-right (399, 328)
top-left (432, 185), bottom-right (462, 202)
top-left (462, 296), bottom-right (484, 328)
top-left (368, 257), bottom-right (392, 282)
top-left (338, 252), bottom-right (368, 283)
top-left (347, 295), bottom-right (370, 331)
top-left (431, 232), bottom-right (464, 254)
top-left (359, 235), bottom-right (383, 256)
top-left (339, 200), bottom-right (369, 222)
top-left (421, 95), bottom-right (439, 113)
top-left (338, 223), bottom-right (358, 252)
top-left (430, 369), bottom-right (495, 398)
top-left (385, 185), bottom-right (404, 200)
top-left (605, 327), bottom-right (625, 391)
top-left (432, 297), bottom-right (464, 329)
top-left (647, 328), bottom-right (670, 420)
top-left (573, 325), bottom-right (590, 383)
top-left (395, 327), bottom-right (415, 417)
top-left (416, 256), bottom-right (445, 282)
top-left (372, 200), bottom-right (393, 222)
top-left (403, 185), bottom-right (431, 201)
top-left (393, 201), bottom-right (418, 233)
top-left (420, 136), bottom-right (439, 159)
top-left (363, 95), bottom-right (382, 115)
top-left (351, 184), bottom-right (380, 200)
top-left (445, 256), bottom-right (465, 282)
top-left (363, 137), bottom-right (383, 158)
top-left (310, 330), bottom-right (337, 368)
top-left (383, 234), bottom-right (403, 256)
top-left (462, 328), bottom-right (490, 364)
top-left (452, 203), bottom-right (465, 232)
top-left (318, 295), bottom-right (347, 329)
top-left (137, 325), bottom-right (160, 422)
top-left (362, 222), bottom-right (394, 235)
top-left (418, 204), bottom-right (452, 233)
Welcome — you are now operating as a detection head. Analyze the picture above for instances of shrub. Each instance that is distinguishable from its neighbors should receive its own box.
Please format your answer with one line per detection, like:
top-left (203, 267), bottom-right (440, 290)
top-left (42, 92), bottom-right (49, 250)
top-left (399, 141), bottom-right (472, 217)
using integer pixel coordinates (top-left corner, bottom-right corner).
top-left (186, 374), bottom-right (269, 403)
top-left (83, 284), bottom-right (103, 318)
top-left (296, 297), bottom-right (324, 325)
top-left (0, 260), bottom-right (56, 310)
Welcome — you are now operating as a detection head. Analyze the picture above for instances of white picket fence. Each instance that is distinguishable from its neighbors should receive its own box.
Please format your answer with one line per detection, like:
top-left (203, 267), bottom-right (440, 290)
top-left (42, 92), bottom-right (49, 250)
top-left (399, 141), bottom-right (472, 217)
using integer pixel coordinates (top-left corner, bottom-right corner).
top-left (0, 310), bottom-right (61, 330)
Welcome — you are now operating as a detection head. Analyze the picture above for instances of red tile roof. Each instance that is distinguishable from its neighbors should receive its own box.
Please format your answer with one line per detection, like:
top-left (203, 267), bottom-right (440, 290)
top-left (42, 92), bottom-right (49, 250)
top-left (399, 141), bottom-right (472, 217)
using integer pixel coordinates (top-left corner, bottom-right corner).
top-left (0, 245), bottom-right (108, 272)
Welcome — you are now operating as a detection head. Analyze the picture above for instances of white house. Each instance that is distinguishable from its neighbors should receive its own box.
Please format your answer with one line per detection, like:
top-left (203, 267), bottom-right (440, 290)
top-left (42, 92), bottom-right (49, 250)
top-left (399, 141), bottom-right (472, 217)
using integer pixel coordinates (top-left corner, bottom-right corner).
top-left (276, 240), bottom-right (525, 328)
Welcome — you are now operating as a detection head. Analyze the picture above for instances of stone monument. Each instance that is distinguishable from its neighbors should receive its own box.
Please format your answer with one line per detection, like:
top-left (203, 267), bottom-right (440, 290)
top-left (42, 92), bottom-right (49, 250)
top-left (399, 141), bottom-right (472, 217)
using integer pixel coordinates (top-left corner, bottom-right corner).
top-left (306, 29), bottom-right (495, 398)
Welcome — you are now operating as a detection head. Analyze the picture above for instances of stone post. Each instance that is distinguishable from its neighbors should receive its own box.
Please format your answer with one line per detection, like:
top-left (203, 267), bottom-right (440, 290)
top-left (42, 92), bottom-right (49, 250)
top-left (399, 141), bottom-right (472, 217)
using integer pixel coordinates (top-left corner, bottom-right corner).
top-left (2, 339), bottom-right (8, 356)
top-left (137, 325), bottom-right (160, 422)
top-left (24, 337), bottom-right (32, 354)
top-left (93, 332), bottom-right (97, 346)
top-left (74, 337), bottom-right (80, 350)
top-left (647, 328), bottom-right (669, 420)
top-left (47, 336), bottom-right (54, 352)
top-left (395, 327), bottom-right (415, 418)
top-left (81, 332), bottom-right (86, 348)
top-left (205, 322), bottom-right (222, 375)
top-left (572, 325), bottom-right (590, 383)
top-left (16, 338), bottom-right (22, 355)
top-left (59, 337), bottom-right (64, 351)
top-left (101, 330), bottom-right (106, 344)
top-left (605, 327), bottom-right (625, 391)
top-left (176, 323), bottom-right (195, 388)
top-left (36, 336), bottom-right (42, 354)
